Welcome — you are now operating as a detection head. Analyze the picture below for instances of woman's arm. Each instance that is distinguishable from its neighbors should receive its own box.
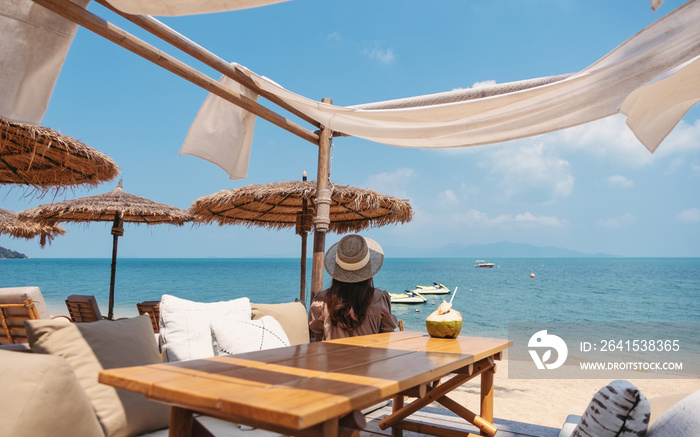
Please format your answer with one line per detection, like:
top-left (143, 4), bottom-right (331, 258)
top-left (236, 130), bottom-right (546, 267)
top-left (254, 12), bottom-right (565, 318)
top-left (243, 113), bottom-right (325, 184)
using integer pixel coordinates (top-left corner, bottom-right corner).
top-left (378, 290), bottom-right (399, 332)
top-left (308, 291), bottom-right (328, 341)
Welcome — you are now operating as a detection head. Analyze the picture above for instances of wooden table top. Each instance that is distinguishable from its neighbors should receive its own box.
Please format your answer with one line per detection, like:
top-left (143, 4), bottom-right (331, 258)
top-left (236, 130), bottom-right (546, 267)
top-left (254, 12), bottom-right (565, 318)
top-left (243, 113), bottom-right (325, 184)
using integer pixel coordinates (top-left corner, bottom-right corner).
top-left (99, 331), bottom-right (512, 431)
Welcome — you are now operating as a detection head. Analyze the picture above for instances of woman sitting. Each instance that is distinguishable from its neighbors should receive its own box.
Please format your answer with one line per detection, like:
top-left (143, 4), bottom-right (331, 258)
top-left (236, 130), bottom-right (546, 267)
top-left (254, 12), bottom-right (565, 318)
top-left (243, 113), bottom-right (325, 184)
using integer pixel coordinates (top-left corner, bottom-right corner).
top-left (309, 234), bottom-right (398, 341)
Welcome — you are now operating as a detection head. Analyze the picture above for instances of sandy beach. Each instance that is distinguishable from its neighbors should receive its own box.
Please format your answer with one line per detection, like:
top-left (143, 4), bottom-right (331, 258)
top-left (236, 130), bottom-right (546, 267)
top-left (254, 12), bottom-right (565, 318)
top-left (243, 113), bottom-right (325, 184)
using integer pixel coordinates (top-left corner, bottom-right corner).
top-left (449, 357), bottom-right (700, 429)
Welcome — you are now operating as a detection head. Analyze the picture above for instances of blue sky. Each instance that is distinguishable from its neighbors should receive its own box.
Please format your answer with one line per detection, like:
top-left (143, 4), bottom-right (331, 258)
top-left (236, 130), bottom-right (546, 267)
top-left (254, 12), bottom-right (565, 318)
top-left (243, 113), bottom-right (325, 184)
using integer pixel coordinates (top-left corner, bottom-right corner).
top-left (2, 0), bottom-right (699, 258)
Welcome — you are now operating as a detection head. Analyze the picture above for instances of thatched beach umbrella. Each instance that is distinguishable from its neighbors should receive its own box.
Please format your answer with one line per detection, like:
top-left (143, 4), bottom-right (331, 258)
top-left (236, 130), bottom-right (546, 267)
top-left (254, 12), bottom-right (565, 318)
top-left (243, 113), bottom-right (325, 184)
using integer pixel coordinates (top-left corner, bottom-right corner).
top-left (189, 179), bottom-right (413, 304)
top-left (0, 117), bottom-right (119, 192)
top-left (20, 179), bottom-right (191, 319)
top-left (0, 208), bottom-right (66, 247)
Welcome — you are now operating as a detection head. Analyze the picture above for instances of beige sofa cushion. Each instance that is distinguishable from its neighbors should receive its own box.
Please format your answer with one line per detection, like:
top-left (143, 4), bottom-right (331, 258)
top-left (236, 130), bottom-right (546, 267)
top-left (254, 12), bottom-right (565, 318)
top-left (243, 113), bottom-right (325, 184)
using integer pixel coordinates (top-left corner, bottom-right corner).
top-left (25, 315), bottom-right (169, 437)
top-left (251, 301), bottom-right (309, 345)
top-left (0, 350), bottom-right (104, 437)
top-left (0, 286), bottom-right (51, 319)
top-left (0, 286), bottom-right (52, 344)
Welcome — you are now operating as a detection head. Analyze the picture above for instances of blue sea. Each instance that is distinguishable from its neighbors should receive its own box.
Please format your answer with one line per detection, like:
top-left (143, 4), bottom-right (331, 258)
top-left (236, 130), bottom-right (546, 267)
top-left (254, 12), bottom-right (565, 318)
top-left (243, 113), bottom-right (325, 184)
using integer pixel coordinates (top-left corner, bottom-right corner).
top-left (1, 258), bottom-right (699, 336)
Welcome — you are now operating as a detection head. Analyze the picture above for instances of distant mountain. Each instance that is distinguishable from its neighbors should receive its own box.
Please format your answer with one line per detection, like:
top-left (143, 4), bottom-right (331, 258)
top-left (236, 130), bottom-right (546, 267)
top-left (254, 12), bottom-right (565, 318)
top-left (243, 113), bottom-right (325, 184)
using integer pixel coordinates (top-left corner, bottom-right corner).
top-left (386, 241), bottom-right (616, 258)
top-left (0, 246), bottom-right (28, 259)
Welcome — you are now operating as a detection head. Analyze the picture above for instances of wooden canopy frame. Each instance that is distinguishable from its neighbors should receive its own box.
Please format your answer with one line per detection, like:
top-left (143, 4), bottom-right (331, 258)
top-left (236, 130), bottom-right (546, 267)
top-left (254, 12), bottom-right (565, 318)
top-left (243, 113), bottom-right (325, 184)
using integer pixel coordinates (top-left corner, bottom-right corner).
top-left (31, 0), bottom-right (334, 299)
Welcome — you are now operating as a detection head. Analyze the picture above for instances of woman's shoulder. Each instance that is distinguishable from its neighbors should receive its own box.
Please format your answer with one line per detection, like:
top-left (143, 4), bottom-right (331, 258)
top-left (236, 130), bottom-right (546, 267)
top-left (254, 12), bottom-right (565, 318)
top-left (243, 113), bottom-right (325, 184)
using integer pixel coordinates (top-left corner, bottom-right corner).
top-left (312, 289), bottom-right (330, 301)
top-left (372, 288), bottom-right (391, 302)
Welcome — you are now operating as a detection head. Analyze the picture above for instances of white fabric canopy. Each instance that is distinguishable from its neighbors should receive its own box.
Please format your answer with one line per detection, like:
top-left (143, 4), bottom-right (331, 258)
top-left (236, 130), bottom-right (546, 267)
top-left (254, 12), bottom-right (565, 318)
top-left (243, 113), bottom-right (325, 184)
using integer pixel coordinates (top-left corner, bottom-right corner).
top-left (0, 0), bottom-right (90, 124)
top-left (183, 0), bottom-right (700, 179)
top-left (105, 0), bottom-right (290, 16)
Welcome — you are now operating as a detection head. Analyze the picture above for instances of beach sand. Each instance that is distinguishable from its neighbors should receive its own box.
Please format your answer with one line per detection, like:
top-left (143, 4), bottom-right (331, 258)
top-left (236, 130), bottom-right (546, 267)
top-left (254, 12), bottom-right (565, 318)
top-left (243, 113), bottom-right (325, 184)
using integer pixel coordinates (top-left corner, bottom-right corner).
top-left (449, 357), bottom-right (700, 429)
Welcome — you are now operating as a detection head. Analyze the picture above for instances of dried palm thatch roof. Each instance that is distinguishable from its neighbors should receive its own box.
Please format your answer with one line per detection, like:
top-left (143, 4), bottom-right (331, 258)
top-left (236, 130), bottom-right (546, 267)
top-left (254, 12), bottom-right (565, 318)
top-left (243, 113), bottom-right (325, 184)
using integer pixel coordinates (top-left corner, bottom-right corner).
top-left (0, 117), bottom-right (119, 192)
top-left (0, 207), bottom-right (67, 247)
top-left (19, 179), bottom-right (191, 320)
top-left (20, 179), bottom-right (191, 225)
top-left (189, 180), bottom-right (413, 233)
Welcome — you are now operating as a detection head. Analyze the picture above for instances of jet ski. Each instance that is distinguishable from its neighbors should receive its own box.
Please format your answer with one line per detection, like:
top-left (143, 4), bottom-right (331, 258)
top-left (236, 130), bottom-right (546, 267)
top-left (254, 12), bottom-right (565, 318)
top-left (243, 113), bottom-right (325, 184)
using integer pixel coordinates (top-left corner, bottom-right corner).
top-left (411, 282), bottom-right (450, 295)
top-left (389, 290), bottom-right (427, 304)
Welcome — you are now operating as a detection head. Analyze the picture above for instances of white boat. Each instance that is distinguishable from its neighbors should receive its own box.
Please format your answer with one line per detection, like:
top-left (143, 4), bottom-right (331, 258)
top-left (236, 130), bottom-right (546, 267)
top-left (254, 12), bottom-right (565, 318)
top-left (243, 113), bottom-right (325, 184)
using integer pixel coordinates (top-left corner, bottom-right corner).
top-left (389, 290), bottom-right (427, 304)
top-left (412, 283), bottom-right (450, 294)
top-left (475, 260), bottom-right (495, 268)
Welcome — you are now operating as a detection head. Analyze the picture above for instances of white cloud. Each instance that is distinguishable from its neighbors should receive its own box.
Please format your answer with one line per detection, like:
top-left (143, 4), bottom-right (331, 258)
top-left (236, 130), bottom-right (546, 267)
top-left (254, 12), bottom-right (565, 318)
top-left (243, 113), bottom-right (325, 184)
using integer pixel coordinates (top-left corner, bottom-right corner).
top-left (607, 175), bottom-right (634, 188)
top-left (472, 80), bottom-right (497, 89)
top-left (676, 207), bottom-right (700, 224)
top-left (485, 142), bottom-right (574, 202)
top-left (654, 118), bottom-right (700, 157)
top-left (453, 209), bottom-right (566, 229)
top-left (665, 157), bottom-right (685, 174)
top-left (596, 213), bottom-right (636, 228)
top-left (327, 32), bottom-right (342, 42)
top-left (691, 162), bottom-right (700, 176)
top-left (438, 189), bottom-right (458, 205)
top-left (543, 115), bottom-right (655, 167)
top-left (451, 79), bottom-right (497, 92)
top-left (363, 43), bottom-right (395, 64)
top-left (541, 115), bottom-right (700, 167)
top-left (364, 167), bottom-right (415, 199)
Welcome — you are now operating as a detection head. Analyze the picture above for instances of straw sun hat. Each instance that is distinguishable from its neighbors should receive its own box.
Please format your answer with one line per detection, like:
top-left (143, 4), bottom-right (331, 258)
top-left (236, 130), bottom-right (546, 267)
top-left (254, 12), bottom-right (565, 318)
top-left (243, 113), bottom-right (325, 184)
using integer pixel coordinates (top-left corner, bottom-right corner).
top-left (324, 234), bottom-right (384, 283)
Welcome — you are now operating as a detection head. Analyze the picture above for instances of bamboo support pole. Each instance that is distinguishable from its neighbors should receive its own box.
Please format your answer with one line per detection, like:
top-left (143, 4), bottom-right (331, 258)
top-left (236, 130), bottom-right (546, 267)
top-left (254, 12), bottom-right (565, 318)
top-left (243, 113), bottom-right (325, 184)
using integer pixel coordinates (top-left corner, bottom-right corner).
top-left (436, 396), bottom-right (498, 437)
top-left (480, 366), bottom-right (495, 430)
top-left (299, 171), bottom-right (309, 306)
top-left (30, 0), bottom-right (319, 146)
top-left (93, 0), bottom-right (321, 129)
top-left (108, 213), bottom-right (123, 321)
top-left (310, 98), bottom-right (333, 300)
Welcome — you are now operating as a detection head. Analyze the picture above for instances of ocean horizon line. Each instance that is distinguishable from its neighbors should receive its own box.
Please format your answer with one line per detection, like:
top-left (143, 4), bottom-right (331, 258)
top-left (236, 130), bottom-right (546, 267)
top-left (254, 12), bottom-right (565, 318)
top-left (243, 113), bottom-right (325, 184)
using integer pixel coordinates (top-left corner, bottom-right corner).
top-left (3, 256), bottom-right (700, 260)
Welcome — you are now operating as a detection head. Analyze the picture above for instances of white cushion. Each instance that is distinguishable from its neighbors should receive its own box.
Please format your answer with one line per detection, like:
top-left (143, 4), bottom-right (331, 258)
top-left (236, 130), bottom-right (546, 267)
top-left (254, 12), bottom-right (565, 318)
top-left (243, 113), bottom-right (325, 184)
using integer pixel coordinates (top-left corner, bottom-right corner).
top-left (211, 315), bottom-right (290, 356)
top-left (196, 417), bottom-right (285, 436)
top-left (159, 294), bottom-right (251, 362)
top-left (571, 380), bottom-right (650, 437)
top-left (647, 389), bottom-right (700, 436)
top-left (558, 414), bottom-right (581, 437)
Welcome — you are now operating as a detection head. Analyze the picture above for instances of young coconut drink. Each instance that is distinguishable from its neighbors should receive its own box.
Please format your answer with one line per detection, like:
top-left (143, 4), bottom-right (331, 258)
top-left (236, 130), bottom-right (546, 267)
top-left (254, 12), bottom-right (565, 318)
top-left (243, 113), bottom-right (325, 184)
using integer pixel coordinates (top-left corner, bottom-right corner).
top-left (426, 287), bottom-right (462, 338)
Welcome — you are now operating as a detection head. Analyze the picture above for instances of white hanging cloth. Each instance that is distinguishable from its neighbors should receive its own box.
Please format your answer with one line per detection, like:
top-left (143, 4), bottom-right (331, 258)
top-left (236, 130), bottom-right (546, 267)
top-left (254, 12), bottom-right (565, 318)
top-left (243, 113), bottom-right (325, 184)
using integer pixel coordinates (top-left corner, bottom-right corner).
top-left (0, 0), bottom-right (90, 124)
top-left (105, 0), bottom-right (290, 16)
top-left (183, 0), bottom-right (700, 179)
top-left (180, 73), bottom-right (258, 180)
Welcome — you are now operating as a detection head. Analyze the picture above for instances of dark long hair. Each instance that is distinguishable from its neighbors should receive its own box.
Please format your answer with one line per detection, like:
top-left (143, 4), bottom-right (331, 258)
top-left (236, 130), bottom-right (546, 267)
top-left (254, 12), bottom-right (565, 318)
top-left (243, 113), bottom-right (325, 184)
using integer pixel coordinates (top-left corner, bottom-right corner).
top-left (323, 277), bottom-right (375, 331)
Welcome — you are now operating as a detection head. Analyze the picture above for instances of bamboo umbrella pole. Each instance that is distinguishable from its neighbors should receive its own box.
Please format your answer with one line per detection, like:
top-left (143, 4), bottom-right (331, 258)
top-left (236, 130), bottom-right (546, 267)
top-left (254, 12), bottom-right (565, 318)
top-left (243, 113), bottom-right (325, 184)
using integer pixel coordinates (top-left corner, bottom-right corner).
top-left (93, 0), bottom-right (320, 130)
top-left (310, 99), bottom-right (333, 301)
top-left (299, 229), bottom-right (307, 305)
top-left (299, 171), bottom-right (309, 306)
top-left (30, 0), bottom-right (319, 146)
top-left (108, 214), bottom-right (124, 320)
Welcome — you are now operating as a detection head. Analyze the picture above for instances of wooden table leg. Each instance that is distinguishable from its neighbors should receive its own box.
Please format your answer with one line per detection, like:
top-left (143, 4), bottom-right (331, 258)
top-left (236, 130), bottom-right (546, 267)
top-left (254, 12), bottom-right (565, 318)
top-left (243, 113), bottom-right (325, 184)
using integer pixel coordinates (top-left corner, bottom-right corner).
top-left (480, 366), bottom-right (495, 436)
top-left (169, 406), bottom-right (194, 437)
top-left (321, 418), bottom-right (339, 437)
top-left (392, 395), bottom-right (404, 437)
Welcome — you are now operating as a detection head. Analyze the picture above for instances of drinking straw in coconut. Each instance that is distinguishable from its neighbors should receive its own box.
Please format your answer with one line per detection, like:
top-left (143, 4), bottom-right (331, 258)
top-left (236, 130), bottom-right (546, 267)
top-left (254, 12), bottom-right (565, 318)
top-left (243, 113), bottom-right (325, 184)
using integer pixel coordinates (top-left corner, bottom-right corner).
top-left (449, 286), bottom-right (458, 304)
